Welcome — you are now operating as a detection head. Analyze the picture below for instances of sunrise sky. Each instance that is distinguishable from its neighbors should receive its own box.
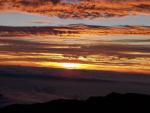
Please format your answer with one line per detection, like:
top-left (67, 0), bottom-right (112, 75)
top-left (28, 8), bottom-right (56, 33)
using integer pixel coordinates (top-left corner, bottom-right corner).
top-left (0, 0), bottom-right (150, 105)
top-left (0, 0), bottom-right (150, 74)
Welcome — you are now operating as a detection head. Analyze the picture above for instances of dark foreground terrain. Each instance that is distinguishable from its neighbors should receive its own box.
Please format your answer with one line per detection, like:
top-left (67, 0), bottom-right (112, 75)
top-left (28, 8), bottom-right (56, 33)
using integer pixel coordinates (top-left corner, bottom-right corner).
top-left (0, 92), bottom-right (150, 113)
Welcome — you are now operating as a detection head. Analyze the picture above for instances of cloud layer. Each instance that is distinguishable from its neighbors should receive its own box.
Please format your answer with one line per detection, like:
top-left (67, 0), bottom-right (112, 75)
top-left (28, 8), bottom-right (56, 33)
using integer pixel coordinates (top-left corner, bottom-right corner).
top-left (0, 25), bottom-right (150, 37)
top-left (0, 0), bottom-right (150, 18)
top-left (0, 29), bottom-right (149, 74)
top-left (0, 0), bottom-right (149, 74)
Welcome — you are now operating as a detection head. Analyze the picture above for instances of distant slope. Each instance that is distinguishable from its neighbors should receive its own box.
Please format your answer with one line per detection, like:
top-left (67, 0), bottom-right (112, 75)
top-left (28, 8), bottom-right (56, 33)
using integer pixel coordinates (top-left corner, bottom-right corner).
top-left (1, 93), bottom-right (150, 113)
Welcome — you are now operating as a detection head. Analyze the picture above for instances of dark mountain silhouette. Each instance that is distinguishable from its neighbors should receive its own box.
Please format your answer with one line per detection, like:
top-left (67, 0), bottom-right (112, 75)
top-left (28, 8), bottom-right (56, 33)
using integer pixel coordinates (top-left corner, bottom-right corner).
top-left (0, 92), bottom-right (150, 113)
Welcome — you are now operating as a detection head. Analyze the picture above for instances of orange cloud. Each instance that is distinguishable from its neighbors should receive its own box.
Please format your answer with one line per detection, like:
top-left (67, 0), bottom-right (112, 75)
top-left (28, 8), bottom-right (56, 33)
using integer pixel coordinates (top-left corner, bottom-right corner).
top-left (0, 29), bottom-right (150, 74)
top-left (0, 0), bottom-right (150, 18)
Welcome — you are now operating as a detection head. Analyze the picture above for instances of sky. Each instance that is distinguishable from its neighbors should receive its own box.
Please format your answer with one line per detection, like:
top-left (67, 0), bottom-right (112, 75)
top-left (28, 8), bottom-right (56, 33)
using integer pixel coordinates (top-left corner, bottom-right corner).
top-left (0, 0), bottom-right (150, 105)
top-left (0, 0), bottom-right (149, 75)
top-left (0, 12), bottom-right (150, 26)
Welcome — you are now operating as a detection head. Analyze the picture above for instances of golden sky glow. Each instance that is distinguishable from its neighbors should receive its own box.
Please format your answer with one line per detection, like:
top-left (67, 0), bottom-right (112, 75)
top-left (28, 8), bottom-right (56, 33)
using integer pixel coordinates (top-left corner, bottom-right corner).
top-left (61, 63), bottom-right (81, 69)
top-left (0, 0), bottom-right (150, 75)
top-left (0, 33), bottom-right (150, 74)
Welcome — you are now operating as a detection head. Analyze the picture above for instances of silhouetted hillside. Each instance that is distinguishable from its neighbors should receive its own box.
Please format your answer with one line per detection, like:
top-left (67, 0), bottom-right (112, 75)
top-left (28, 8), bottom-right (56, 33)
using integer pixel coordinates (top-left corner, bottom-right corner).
top-left (0, 92), bottom-right (150, 113)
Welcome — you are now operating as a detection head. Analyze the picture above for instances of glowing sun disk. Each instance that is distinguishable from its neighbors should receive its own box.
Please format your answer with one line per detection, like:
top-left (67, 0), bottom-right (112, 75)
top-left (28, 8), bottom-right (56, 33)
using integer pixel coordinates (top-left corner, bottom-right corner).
top-left (61, 63), bottom-right (80, 69)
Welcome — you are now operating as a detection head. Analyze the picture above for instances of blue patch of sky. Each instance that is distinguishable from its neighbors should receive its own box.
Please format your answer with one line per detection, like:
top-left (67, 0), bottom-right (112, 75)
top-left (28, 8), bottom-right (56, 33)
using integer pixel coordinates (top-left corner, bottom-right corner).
top-left (0, 12), bottom-right (150, 26)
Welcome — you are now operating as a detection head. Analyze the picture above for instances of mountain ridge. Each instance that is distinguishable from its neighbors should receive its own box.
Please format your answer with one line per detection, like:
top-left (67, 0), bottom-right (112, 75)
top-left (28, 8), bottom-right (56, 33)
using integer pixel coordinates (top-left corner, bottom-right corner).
top-left (0, 92), bottom-right (150, 113)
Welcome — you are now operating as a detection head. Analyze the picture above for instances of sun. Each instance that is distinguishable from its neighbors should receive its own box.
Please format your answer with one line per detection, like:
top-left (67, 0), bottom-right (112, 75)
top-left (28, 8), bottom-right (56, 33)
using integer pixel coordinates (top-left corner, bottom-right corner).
top-left (61, 63), bottom-right (80, 69)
